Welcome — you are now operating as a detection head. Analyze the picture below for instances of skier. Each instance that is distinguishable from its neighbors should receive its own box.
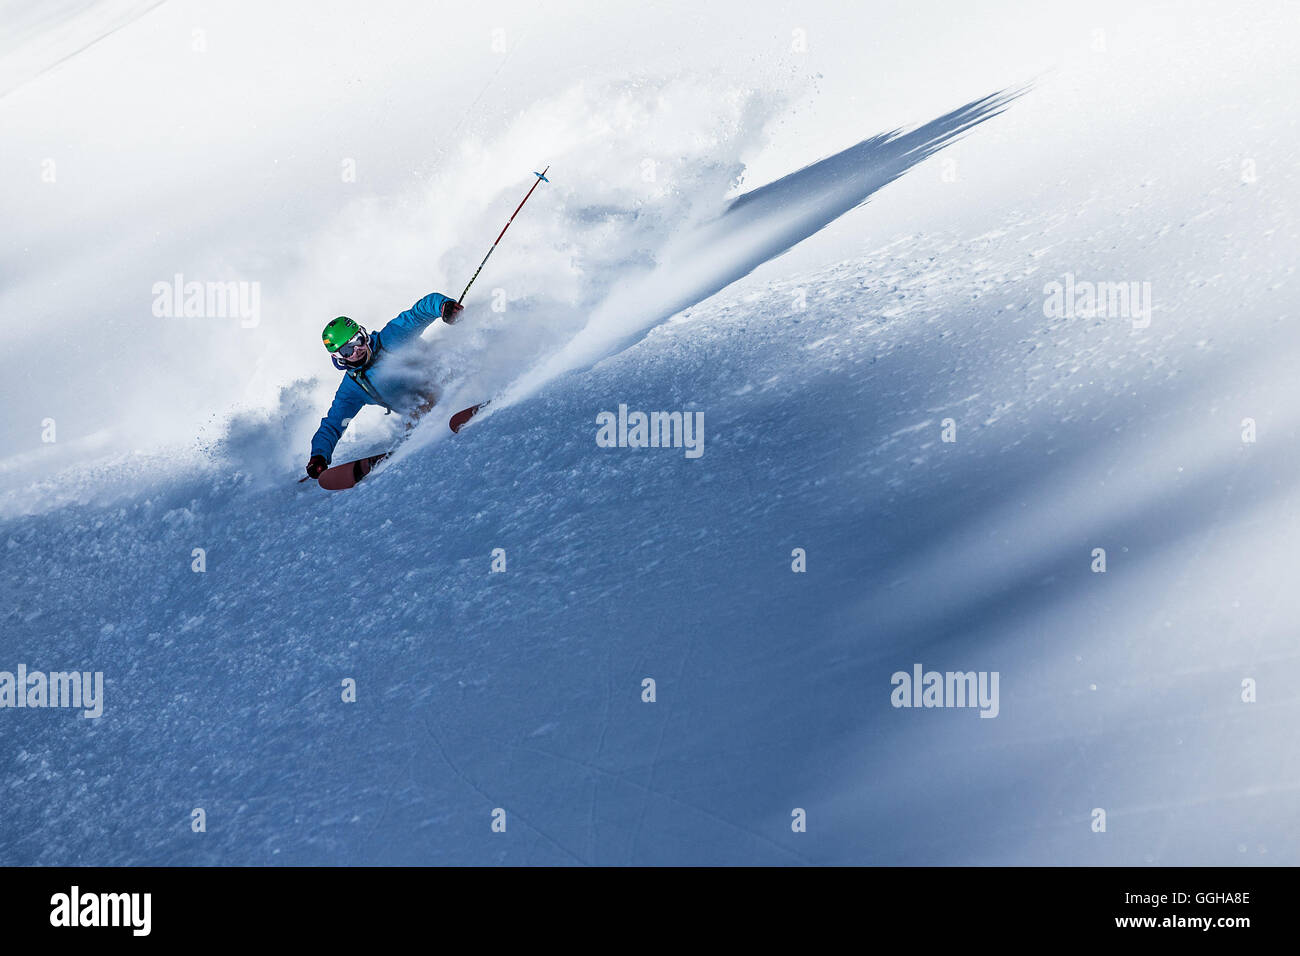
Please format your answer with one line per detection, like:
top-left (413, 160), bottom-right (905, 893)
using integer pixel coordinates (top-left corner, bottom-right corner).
top-left (305, 292), bottom-right (464, 479)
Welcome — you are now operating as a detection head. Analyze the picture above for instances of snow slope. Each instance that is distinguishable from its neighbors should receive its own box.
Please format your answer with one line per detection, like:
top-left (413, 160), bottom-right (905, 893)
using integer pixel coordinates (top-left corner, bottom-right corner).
top-left (2, 0), bottom-right (1299, 865)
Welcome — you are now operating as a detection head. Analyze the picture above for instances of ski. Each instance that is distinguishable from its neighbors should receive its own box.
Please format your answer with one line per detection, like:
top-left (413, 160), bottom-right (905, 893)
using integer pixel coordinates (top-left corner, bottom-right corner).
top-left (449, 401), bottom-right (490, 433)
top-left (316, 452), bottom-right (390, 491)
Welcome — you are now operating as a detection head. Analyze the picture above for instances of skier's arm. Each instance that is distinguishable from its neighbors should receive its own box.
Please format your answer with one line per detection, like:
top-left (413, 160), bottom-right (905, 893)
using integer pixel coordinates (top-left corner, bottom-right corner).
top-left (309, 381), bottom-right (367, 464)
top-left (379, 292), bottom-right (457, 348)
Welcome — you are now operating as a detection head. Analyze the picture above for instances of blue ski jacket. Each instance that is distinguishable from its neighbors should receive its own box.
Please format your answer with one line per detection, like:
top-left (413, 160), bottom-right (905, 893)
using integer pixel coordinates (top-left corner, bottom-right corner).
top-left (310, 292), bottom-right (454, 463)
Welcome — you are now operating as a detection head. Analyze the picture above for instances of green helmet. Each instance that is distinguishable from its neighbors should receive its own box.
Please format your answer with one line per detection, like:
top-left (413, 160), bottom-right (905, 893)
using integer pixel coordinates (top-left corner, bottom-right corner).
top-left (321, 316), bottom-right (362, 353)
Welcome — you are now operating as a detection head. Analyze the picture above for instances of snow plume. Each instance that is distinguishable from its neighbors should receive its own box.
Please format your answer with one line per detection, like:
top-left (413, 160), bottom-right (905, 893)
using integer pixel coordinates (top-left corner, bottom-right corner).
top-left (500, 89), bottom-right (1025, 406)
top-left (179, 74), bottom-right (787, 471)
top-left (201, 378), bottom-right (338, 484)
top-left (391, 74), bottom-right (791, 451)
top-left (431, 75), bottom-right (785, 317)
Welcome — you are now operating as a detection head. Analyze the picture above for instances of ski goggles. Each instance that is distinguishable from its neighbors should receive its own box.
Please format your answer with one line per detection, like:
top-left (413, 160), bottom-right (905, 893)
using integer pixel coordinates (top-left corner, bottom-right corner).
top-left (335, 329), bottom-right (369, 358)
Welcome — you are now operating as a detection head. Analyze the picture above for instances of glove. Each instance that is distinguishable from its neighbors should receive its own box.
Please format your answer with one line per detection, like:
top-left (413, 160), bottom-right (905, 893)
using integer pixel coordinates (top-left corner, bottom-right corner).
top-left (441, 299), bottom-right (464, 323)
top-left (306, 455), bottom-right (328, 479)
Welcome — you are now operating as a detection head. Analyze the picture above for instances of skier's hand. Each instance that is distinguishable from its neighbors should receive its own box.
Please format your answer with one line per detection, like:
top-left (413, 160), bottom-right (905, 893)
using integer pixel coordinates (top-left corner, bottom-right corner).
top-left (441, 299), bottom-right (464, 324)
top-left (306, 455), bottom-right (328, 479)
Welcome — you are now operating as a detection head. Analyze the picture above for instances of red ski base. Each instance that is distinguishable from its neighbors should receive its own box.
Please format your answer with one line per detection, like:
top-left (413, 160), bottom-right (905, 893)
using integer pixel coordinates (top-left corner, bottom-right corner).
top-left (449, 401), bottom-right (490, 433)
top-left (317, 453), bottom-right (389, 491)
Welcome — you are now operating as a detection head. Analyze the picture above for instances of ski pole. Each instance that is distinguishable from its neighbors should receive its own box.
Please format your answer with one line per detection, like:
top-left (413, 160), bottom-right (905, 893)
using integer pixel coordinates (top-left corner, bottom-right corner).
top-left (457, 166), bottom-right (550, 305)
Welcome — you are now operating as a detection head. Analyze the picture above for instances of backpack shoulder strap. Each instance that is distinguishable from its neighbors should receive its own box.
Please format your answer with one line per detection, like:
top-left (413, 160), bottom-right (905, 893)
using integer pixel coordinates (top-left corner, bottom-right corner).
top-left (347, 365), bottom-right (396, 415)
